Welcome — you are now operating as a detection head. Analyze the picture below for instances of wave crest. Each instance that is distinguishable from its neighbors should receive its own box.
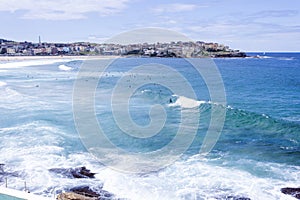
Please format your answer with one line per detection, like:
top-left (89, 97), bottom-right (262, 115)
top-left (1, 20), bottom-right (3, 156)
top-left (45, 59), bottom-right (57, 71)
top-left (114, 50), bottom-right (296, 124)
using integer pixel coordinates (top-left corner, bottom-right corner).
top-left (169, 95), bottom-right (207, 109)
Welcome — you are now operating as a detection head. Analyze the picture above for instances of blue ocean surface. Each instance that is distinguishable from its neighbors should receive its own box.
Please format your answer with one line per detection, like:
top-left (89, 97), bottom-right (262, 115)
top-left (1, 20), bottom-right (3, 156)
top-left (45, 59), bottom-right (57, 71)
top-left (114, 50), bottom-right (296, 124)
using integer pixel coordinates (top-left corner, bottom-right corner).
top-left (0, 53), bottom-right (299, 199)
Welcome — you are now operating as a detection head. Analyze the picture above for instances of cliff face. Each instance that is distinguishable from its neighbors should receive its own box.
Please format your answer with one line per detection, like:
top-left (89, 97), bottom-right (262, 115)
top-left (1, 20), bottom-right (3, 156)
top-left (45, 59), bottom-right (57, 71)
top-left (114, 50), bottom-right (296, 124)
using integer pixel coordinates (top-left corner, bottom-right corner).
top-left (213, 52), bottom-right (247, 58)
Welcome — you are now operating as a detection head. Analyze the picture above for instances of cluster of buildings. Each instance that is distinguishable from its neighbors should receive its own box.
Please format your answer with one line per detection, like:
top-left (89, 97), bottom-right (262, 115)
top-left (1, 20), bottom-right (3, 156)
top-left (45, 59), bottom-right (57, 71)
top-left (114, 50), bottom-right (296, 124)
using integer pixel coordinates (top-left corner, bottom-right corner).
top-left (0, 38), bottom-right (246, 58)
top-left (0, 38), bottom-right (93, 56)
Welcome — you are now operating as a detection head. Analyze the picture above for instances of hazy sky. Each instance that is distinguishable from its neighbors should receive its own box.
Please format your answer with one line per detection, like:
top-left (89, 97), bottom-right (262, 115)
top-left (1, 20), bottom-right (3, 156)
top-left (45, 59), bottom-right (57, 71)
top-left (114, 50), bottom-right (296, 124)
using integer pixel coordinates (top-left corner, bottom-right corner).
top-left (1, 0), bottom-right (299, 51)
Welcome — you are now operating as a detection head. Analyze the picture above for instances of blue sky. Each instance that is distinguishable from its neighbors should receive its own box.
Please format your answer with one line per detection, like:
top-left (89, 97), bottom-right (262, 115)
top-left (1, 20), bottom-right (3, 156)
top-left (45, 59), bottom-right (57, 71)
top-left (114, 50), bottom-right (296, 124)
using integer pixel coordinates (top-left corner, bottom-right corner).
top-left (0, 0), bottom-right (299, 51)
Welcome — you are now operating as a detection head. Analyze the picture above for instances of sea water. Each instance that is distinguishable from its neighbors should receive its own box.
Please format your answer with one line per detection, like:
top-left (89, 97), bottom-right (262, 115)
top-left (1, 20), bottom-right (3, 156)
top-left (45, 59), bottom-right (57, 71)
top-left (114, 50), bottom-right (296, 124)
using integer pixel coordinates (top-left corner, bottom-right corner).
top-left (0, 53), bottom-right (299, 199)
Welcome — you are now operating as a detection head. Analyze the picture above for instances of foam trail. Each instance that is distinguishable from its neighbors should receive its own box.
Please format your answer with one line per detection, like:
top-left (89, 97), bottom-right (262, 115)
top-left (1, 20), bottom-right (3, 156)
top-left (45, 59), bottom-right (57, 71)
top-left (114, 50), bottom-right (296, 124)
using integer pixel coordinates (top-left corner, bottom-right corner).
top-left (255, 55), bottom-right (273, 59)
top-left (58, 64), bottom-right (72, 71)
top-left (278, 57), bottom-right (294, 61)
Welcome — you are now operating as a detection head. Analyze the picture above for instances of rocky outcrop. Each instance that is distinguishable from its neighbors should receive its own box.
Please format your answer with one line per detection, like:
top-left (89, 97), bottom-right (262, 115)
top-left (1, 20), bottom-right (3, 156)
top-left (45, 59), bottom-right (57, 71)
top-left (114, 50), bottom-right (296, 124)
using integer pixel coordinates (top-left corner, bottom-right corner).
top-left (213, 52), bottom-right (247, 58)
top-left (281, 187), bottom-right (300, 199)
top-left (57, 192), bottom-right (96, 200)
top-left (51, 167), bottom-right (119, 199)
top-left (49, 166), bottom-right (96, 179)
top-left (71, 186), bottom-right (114, 199)
top-left (57, 186), bottom-right (115, 200)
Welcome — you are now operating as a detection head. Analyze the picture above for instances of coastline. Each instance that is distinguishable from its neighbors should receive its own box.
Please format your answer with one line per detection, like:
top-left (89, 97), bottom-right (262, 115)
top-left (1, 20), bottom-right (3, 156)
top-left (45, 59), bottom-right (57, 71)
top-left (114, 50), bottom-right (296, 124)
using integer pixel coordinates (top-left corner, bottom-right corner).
top-left (0, 55), bottom-right (120, 62)
top-left (0, 54), bottom-right (248, 62)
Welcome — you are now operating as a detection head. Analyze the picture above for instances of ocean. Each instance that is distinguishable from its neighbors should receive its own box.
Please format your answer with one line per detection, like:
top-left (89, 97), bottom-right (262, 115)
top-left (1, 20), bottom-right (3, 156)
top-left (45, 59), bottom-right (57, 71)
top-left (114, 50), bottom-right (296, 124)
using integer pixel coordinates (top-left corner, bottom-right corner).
top-left (0, 53), bottom-right (299, 200)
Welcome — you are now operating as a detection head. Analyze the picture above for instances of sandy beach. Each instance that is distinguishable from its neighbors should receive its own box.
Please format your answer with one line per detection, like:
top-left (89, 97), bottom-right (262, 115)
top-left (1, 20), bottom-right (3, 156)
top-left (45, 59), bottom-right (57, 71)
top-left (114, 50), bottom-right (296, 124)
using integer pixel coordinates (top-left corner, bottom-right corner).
top-left (0, 55), bottom-right (121, 69)
top-left (0, 55), bottom-right (120, 62)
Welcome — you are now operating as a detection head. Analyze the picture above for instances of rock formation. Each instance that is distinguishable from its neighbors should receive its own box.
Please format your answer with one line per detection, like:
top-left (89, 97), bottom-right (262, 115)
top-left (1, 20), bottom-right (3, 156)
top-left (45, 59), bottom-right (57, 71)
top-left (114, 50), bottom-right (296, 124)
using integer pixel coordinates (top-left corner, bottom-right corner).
top-left (49, 166), bottom-right (96, 179)
top-left (281, 187), bottom-right (300, 199)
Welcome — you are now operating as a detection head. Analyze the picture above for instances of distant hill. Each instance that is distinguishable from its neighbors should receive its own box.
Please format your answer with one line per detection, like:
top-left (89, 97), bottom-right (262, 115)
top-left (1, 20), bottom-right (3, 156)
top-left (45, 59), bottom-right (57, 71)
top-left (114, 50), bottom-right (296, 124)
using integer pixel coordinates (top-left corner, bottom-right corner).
top-left (0, 38), bottom-right (246, 58)
top-left (0, 38), bottom-right (14, 43)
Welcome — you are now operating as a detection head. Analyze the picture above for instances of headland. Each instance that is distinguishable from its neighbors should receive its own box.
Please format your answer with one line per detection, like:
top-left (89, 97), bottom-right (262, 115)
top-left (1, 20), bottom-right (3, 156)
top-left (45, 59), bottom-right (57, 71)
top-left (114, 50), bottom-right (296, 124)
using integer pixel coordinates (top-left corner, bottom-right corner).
top-left (0, 38), bottom-right (246, 58)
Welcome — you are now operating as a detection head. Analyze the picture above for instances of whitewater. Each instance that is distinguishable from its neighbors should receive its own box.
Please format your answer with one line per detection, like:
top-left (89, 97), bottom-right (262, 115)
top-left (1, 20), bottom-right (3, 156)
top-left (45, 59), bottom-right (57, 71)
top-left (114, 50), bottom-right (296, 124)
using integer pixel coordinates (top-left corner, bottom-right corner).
top-left (0, 54), bottom-right (300, 200)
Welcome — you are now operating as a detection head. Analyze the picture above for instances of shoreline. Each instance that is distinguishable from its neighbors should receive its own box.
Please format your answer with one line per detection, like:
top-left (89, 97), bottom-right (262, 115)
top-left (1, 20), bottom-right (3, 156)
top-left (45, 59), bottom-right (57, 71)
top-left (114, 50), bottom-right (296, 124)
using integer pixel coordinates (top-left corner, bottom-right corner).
top-left (0, 55), bottom-right (120, 62)
top-left (0, 55), bottom-right (248, 62)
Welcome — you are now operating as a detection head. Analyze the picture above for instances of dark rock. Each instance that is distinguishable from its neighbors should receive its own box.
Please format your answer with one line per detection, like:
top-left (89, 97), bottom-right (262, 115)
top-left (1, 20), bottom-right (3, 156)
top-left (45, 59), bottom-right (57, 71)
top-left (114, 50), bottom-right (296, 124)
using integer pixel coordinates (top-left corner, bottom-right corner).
top-left (72, 167), bottom-right (96, 179)
top-left (70, 186), bottom-right (100, 198)
top-left (281, 187), bottom-right (300, 199)
top-left (49, 166), bottom-right (96, 179)
top-left (214, 52), bottom-right (246, 58)
top-left (69, 185), bottom-right (115, 200)
top-left (50, 167), bottom-right (120, 199)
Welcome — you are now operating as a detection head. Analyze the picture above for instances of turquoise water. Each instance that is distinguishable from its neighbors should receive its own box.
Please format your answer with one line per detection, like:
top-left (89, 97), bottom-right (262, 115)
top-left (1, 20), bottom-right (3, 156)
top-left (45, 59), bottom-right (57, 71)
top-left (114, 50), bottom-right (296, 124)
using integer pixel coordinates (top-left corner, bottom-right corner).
top-left (0, 194), bottom-right (24, 200)
top-left (0, 53), bottom-right (299, 199)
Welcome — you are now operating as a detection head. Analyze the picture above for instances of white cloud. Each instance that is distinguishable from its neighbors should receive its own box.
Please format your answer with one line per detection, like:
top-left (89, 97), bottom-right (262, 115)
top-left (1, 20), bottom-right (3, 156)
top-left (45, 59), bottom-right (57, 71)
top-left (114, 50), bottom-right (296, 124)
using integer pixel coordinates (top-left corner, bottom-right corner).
top-left (153, 3), bottom-right (199, 13)
top-left (0, 0), bottom-right (130, 20)
top-left (185, 20), bottom-right (300, 51)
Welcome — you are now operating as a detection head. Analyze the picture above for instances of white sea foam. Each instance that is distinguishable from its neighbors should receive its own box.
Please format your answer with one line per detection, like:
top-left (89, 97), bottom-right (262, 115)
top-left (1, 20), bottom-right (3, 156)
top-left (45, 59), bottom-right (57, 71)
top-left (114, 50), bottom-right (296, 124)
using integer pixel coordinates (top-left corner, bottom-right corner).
top-left (0, 59), bottom-right (73, 69)
top-left (0, 121), bottom-right (96, 196)
top-left (97, 155), bottom-right (300, 200)
top-left (2, 88), bottom-right (23, 100)
top-left (261, 56), bottom-right (272, 59)
top-left (257, 55), bottom-right (273, 59)
top-left (248, 55), bottom-right (273, 59)
top-left (282, 116), bottom-right (300, 122)
top-left (1, 145), bottom-right (299, 200)
top-left (0, 88), bottom-right (31, 110)
top-left (141, 89), bottom-right (151, 94)
top-left (1, 121), bottom-right (299, 199)
top-left (58, 64), bottom-right (72, 71)
top-left (0, 81), bottom-right (7, 87)
top-left (278, 57), bottom-right (294, 61)
top-left (169, 95), bottom-right (206, 108)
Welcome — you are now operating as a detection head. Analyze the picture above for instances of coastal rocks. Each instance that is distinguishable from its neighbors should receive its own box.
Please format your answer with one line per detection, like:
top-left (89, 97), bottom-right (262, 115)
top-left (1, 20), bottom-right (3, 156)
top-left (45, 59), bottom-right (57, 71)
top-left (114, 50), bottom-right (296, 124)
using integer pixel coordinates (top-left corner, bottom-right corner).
top-left (281, 187), bottom-right (300, 199)
top-left (57, 192), bottom-right (95, 200)
top-left (71, 186), bottom-right (113, 199)
top-left (57, 186), bottom-right (115, 200)
top-left (51, 167), bottom-right (119, 199)
top-left (214, 52), bottom-right (247, 58)
top-left (49, 166), bottom-right (96, 179)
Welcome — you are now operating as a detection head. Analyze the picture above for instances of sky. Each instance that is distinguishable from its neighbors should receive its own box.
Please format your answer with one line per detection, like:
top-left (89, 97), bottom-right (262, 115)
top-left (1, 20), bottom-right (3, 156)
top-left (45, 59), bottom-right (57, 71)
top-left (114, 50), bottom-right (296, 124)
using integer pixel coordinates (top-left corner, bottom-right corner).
top-left (0, 0), bottom-right (299, 52)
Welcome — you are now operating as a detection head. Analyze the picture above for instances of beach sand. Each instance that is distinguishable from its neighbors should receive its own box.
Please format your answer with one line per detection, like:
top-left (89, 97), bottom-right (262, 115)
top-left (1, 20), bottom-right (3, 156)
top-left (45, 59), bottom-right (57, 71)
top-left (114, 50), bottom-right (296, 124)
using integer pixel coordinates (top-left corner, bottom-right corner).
top-left (0, 55), bottom-right (119, 62)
